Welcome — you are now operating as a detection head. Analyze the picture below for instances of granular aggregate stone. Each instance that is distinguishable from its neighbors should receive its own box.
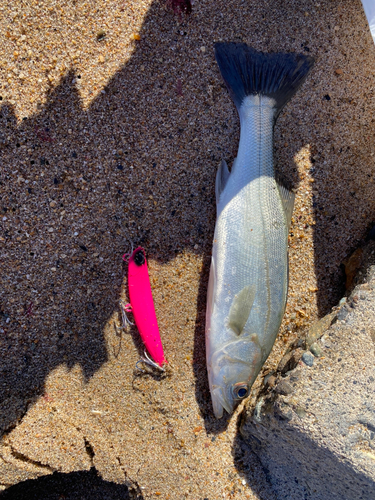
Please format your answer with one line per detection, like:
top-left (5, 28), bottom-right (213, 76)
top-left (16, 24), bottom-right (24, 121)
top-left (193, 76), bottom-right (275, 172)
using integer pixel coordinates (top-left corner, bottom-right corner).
top-left (0, 0), bottom-right (375, 498)
top-left (241, 260), bottom-right (375, 500)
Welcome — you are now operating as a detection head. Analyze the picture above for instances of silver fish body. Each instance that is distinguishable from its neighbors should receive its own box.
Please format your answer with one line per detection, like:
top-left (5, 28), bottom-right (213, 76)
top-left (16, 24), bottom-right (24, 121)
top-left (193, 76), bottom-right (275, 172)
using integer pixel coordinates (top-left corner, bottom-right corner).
top-left (206, 44), bottom-right (313, 418)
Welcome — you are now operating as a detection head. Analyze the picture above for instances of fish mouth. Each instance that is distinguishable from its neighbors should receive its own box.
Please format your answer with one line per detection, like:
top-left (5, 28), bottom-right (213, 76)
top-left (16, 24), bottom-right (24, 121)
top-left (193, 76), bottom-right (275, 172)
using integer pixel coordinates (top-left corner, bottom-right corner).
top-left (211, 386), bottom-right (234, 419)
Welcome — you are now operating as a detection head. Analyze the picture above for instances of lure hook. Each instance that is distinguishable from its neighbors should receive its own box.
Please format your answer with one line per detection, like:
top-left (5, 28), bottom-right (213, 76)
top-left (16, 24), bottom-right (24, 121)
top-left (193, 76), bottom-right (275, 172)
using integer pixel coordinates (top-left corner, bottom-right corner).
top-left (119, 300), bottom-right (134, 328)
top-left (122, 240), bottom-right (134, 263)
top-left (135, 351), bottom-right (165, 373)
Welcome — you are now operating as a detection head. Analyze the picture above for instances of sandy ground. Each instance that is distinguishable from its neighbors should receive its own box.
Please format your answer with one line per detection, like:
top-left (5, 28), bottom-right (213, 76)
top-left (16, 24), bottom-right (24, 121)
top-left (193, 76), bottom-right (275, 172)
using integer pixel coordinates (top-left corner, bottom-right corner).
top-left (0, 0), bottom-right (375, 498)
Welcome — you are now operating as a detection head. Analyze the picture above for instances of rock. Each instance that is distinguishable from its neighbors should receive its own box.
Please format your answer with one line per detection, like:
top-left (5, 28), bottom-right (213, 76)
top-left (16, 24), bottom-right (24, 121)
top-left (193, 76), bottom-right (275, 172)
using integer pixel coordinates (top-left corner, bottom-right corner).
top-left (305, 311), bottom-right (336, 347)
top-left (337, 305), bottom-right (350, 321)
top-left (294, 407), bottom-right (307, 419)
top-left (275, 381), bottom-right (294, 396)
top-left (301, 351), bottom-right (314, 366)
top-left (277, 348), bottom-right (303, 374)
top-left (309, 342), bottom-right (322, 357)
top-left (264, 374), bottom-right (277, 388)
top-left (241, 262), bottom-right (375, 500)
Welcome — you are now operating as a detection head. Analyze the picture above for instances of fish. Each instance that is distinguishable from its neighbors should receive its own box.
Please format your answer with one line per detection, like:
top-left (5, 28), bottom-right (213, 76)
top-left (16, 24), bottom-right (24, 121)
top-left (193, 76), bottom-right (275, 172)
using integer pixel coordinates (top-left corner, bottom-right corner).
top-left (126, 247), bottom-right (166, 367)
top-left (205, 43), bottom-right (314, 418)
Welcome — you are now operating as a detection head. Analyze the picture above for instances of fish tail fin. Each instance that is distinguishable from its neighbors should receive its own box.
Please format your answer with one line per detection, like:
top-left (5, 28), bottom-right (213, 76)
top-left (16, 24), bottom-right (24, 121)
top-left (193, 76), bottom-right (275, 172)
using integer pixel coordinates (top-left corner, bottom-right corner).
top-left (214, 42), bottom-right (314, 114)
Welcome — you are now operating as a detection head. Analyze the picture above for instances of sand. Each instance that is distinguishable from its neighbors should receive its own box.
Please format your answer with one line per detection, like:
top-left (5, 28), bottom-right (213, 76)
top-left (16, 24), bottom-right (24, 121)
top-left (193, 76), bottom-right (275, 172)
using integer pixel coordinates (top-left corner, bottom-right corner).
top-left (0, 0), bottom-right (375, 498)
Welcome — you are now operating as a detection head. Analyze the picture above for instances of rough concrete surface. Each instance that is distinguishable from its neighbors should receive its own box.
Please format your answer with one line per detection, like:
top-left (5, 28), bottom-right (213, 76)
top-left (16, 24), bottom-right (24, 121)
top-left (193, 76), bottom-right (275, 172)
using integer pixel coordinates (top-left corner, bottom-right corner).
top-left (1, 0), bottom-right (375, 498)
top-left (241, 244), bottom-right (375, 500)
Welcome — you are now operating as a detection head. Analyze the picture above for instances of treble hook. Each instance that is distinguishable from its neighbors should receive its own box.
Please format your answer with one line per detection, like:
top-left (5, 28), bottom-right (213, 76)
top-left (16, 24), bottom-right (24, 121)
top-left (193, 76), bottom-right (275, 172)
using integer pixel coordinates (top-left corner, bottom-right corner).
top-left (135, 351), bottom-right (165, 373)
top-left (119, 300), bottom-right (134, 328)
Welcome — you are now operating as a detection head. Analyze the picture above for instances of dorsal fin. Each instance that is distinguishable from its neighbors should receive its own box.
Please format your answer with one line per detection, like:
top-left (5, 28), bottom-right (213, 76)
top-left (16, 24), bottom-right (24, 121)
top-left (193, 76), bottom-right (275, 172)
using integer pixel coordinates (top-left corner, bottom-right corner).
top-left (215, 159), bottom-right (230, 203)
top-left (227, 284), bottom-right (256, 336)
top-left (277, 183), bottom-right (295, 229)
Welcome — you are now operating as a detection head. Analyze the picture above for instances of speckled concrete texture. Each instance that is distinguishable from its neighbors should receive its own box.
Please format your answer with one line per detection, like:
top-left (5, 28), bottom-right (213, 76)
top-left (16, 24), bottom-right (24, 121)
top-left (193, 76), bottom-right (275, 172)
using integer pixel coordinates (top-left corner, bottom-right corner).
top-left (1, 0), bottom-right (375, 498)
top-left (241, 245), bottom-right (375, 500)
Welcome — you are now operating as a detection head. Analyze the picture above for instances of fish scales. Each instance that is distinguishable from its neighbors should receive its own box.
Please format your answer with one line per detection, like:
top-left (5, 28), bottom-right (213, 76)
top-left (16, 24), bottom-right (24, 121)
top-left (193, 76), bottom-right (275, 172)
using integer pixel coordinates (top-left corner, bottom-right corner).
top-left (206, 43), bottom-right (314, 418)
top-left (213, 100), bottom-right (286, 349)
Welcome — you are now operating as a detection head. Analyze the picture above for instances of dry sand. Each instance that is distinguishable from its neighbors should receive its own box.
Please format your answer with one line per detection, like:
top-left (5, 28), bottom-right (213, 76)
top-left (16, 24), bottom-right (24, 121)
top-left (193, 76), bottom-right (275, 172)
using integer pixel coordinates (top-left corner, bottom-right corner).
top-left (0, 0), bottom-right (375, 498)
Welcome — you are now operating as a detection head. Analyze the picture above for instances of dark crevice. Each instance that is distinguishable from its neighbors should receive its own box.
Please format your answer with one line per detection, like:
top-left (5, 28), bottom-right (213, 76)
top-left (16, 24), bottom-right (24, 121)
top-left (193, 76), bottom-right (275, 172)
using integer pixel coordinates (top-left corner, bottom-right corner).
top-left (9, 446), bottom-right (54, 471)
top-left (84, 438), bottom-right (95, 466)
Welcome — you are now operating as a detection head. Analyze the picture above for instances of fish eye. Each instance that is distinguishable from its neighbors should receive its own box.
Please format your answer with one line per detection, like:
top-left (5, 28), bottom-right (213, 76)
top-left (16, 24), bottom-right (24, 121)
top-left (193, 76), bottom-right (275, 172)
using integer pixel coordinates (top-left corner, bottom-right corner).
top-left (134, 250), bottom-right (145, 266)
top-left (232, 383), bottom-right (249, 400)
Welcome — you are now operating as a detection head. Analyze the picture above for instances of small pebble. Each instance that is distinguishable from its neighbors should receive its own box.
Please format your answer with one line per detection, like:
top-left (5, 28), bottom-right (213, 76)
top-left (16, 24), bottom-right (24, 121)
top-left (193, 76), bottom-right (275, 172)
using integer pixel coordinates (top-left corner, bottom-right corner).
top-left (294, 407), bottom-right (307, 419)
top-left (301, 352), bottom-right (314, 367)
top-left (281, 409), bottom-right (294, 421)
top-left (310, 342), bottom-right (322, 357)
top-left (337, 307), bottom-right (349, 321)
top-left (276, 381), bottom-right (294, 395)
top-left (264, 374), bottom-right (276, 387)
top-left (96, 30), bottom-right (106, 41)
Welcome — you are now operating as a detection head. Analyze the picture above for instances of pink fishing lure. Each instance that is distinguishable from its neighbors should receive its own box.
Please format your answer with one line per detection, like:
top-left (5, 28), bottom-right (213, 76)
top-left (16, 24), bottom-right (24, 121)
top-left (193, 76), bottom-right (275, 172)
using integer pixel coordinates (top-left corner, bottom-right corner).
top-left (127, 247), bottom-right (166, 367)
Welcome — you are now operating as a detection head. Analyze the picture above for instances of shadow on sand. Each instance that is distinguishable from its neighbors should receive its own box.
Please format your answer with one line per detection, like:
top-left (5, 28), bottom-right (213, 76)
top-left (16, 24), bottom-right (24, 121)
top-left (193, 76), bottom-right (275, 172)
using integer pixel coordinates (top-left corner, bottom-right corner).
top-left (0, 468), bottom-right (143, 500)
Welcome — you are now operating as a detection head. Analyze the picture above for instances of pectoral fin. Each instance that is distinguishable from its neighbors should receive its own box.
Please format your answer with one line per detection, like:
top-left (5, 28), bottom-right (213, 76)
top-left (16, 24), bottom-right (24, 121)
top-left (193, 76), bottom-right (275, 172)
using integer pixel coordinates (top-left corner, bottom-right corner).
top-left (227, 284), bottom-right (256, 336)
top-left (215, 159), bottom-right (230, 202)
top-left (277, 183), bottom-right (295, 229)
